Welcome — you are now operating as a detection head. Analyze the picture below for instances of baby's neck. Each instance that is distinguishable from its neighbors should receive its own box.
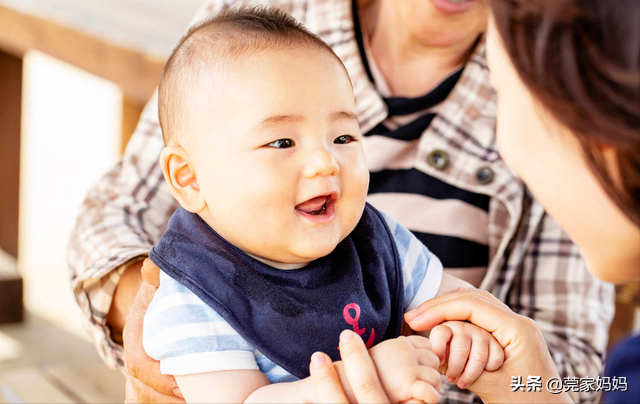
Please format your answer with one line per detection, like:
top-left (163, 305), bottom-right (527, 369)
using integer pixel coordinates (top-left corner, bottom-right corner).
top-left (245, 251), bottom-right (309, 270)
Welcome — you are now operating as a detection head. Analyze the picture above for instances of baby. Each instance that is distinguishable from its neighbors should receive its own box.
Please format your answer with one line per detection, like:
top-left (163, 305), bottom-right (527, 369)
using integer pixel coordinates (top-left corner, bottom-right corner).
top-left (143, 6), bottom-right (502, 403)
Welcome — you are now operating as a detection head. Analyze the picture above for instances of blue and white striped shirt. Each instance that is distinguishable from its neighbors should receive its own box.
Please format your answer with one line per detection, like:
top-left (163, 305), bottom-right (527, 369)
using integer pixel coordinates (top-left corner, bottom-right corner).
top-left (143, 213), bottom-right (442, 382)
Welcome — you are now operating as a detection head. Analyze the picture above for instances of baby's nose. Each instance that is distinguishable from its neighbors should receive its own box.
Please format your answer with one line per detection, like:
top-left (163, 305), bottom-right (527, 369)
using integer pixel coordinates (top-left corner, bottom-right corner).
top-left (302, 149), bottom-right (339, 178)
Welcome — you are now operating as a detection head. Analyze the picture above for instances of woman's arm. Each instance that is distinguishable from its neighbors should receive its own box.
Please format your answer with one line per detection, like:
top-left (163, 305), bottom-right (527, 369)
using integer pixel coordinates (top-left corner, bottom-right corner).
top-left (406, 289), bottom-right (574, 404)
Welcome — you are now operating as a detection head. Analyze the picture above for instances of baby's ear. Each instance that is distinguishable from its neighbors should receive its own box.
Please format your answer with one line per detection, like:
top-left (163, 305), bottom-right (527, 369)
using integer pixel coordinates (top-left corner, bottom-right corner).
top-left (160, 146), bottom-right (205, 213)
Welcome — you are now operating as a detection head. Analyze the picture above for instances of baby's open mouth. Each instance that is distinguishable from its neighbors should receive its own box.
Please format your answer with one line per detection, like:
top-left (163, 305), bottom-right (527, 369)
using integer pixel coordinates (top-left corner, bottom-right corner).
top-left (295, 195), bottom-right (331, 215)
top-left (295, 193), bottom-right (337, 223)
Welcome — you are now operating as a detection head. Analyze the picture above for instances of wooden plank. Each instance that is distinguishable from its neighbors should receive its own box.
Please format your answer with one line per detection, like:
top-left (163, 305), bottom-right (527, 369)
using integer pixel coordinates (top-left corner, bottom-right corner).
top-left (41, 364), bottom-right (125, 403)
top-left (0, 367), bottom-right (77, 403)
top-left (0, 0), bottom-right (202, 58)
top-left (0, 249), bottom-right (22, 324)
top-left (122, 96), bottom-right (145, 154)
top-left (0, 4), bottom-right (164, 104)
top-left (0, 50), bottom-right (21, 258)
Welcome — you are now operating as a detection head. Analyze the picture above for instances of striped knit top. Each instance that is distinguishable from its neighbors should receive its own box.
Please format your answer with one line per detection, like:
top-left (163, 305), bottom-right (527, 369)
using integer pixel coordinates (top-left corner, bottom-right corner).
top-left (353, 1), bottom-right (489, 287)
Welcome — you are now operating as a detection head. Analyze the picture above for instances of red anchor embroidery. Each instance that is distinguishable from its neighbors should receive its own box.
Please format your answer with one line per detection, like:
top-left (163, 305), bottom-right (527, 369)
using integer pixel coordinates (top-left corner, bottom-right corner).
top-left (342, 303), bottom-right (375, 349)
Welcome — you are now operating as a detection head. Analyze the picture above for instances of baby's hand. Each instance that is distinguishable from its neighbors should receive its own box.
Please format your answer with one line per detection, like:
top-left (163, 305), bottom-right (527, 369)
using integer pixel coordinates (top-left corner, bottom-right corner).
top-left (368, 335), bottom-right (441, 404)
top-left (429, 321), bottom-right (504, 390)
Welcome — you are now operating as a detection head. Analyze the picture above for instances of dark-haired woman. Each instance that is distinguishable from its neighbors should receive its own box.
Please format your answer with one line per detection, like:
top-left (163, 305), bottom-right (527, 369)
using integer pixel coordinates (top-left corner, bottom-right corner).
top-left (309, 0), bottom-right (639, 403)
top-left (404, 1), bottom-right (640, 403)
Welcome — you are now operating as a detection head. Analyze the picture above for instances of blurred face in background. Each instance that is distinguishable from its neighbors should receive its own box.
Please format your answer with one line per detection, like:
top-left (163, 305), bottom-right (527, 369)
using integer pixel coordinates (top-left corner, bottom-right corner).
top-left (391, 0), bottom-right (488, 47)
top-left (486, 16), bottom-right (640, 283)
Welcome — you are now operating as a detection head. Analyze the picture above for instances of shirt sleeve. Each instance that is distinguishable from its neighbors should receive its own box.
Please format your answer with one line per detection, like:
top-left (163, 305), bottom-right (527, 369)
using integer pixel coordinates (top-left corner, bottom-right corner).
top-left (381, 212), bottom-right (443, 312)
top-left (143, 272), bottom-right (259, 376)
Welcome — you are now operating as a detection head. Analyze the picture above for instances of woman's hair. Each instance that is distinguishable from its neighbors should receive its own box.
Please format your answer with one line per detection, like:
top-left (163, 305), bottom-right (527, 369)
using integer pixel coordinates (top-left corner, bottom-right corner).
top-left (490, 0), bottom-right (640, 225)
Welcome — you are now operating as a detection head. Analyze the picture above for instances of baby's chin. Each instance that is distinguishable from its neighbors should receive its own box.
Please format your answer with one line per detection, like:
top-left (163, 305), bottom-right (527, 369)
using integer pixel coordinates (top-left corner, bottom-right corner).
top-left (250, 241), bottom-right (342, 270)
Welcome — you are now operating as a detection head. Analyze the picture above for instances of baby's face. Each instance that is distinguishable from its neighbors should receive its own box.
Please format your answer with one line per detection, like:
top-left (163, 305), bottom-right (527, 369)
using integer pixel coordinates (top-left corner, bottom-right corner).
top-left (188, 47), bottom-right (369, 268)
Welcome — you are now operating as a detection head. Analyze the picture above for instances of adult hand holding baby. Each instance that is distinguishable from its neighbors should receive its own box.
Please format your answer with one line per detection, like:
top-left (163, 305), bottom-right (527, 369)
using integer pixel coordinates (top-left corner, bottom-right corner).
top-left (309, 331), bottom-right (442, 404)
top-left (405, 289), bottom-right (573, 404)
top-left (429, 320), bottom-right (504, 390)
top-left (123, 259), bottom-right (184, 403)
top-left (309, 331), bottom-right (390, 404)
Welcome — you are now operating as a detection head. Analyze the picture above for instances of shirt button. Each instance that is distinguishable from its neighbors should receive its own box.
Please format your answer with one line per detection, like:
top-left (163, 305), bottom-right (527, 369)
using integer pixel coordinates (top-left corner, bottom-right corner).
top-left (475, 166), bottom-right (495, 184)
top-left (427, 149), bottom-right (449, 170)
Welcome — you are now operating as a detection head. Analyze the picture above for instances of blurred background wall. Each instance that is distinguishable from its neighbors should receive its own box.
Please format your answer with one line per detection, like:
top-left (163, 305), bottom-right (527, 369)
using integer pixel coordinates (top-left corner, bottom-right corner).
top-left (18, 49), bottom-right (122, 338)
top-left (0, 1), bottom-right (201, 401)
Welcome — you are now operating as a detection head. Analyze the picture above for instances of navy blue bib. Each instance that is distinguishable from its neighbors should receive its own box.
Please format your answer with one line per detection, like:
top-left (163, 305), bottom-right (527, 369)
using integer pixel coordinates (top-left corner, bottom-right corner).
top-left (149, 203), bottom-right (403, 379)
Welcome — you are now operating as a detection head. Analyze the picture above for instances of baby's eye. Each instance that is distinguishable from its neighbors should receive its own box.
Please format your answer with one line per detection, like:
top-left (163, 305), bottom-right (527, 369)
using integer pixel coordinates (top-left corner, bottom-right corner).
top-left (334, 135), bottom-right (356, 144)
top-left (266, 139), bottom-right (295, 148)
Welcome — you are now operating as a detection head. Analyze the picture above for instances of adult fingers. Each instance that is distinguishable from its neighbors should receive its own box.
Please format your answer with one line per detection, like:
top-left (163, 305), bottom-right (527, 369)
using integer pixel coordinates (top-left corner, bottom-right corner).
top-left (410, 380), bottom-right (440, 404)
top-left (404, 291), bottom-right (466, 323)
top-left (309, 352), bottom-right (350, 404)
top-left (428, 324), bottom-right (452, 367)
top-left (338, 330), bottom-right (389, 404)
top-left (405, 291), bottom-right (513, 340)
top-left (444, 332), bottom-right (471, 384)
top-left (141, 258), bottom-right (161, 288)
top-left (124, 282), bottom-right (182, 399)
top-left (130, 374), bottom-right (185, 404)
top-left (456, 332), bottom-right (489, 389)
top-left (124, 375), bottom-right (138, 404)
top-left (485, 335), bottom-right (505, 371)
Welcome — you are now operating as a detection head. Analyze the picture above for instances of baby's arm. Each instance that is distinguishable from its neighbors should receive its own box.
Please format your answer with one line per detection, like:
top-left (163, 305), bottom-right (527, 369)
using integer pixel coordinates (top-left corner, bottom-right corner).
top-left (175, 370), bottom-right (313, 403)
top-left (143, 273), bottom-right (317, 403)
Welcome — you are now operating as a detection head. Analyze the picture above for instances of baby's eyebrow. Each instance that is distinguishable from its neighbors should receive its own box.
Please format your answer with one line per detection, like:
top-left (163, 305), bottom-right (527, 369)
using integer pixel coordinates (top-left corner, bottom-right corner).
top-left (330, 111), bottom-right (358, 122)
top-left (253, 111), bottom-right (358, 131)
top-left (254, 114), bottom-right (305, 130)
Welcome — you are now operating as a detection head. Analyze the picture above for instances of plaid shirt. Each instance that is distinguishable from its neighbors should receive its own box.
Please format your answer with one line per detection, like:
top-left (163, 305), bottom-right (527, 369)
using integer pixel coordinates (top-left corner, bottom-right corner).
top-left (67, 0), bottom-right (615, 402)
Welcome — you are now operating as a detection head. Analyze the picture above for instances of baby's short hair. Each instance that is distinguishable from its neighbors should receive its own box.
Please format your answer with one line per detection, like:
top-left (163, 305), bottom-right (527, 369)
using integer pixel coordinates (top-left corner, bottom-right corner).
top-left (158, 6), bottom-right (345, 146)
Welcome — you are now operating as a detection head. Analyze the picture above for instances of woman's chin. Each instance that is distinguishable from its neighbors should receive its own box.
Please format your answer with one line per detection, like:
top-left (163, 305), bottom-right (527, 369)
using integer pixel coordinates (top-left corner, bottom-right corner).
top-left (584, 251), bottom-right (640, 284)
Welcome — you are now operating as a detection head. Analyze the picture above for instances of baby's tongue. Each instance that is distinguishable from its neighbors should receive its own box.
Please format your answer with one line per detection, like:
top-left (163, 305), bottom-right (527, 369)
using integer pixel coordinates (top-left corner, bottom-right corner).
top-left (296, 196), bottom-right (328, 213)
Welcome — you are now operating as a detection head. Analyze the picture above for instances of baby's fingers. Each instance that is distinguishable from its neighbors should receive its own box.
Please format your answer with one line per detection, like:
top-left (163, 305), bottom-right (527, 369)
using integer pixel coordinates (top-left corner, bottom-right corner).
top-left (410, 380), bottom-right (440, 404)
top-left (428, 324), bottom-right (452, 367)
top-left (417, 349), bottom-right (440, 370)
top-left (456, 333), bottom-right (489, 389)
top-left (444, 333), bottom-right (471, 383)
top-left (418, 366), bottom-right (442, 393)
top-left (485, 334), bottom-right (504, 371)
top-left (406, 335), bottom-right (432, 350)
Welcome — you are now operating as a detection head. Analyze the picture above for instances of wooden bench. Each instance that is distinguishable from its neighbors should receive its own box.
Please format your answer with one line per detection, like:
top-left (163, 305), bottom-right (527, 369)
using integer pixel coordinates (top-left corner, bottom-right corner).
top-left (0, 250), bottom-right (21, 324)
